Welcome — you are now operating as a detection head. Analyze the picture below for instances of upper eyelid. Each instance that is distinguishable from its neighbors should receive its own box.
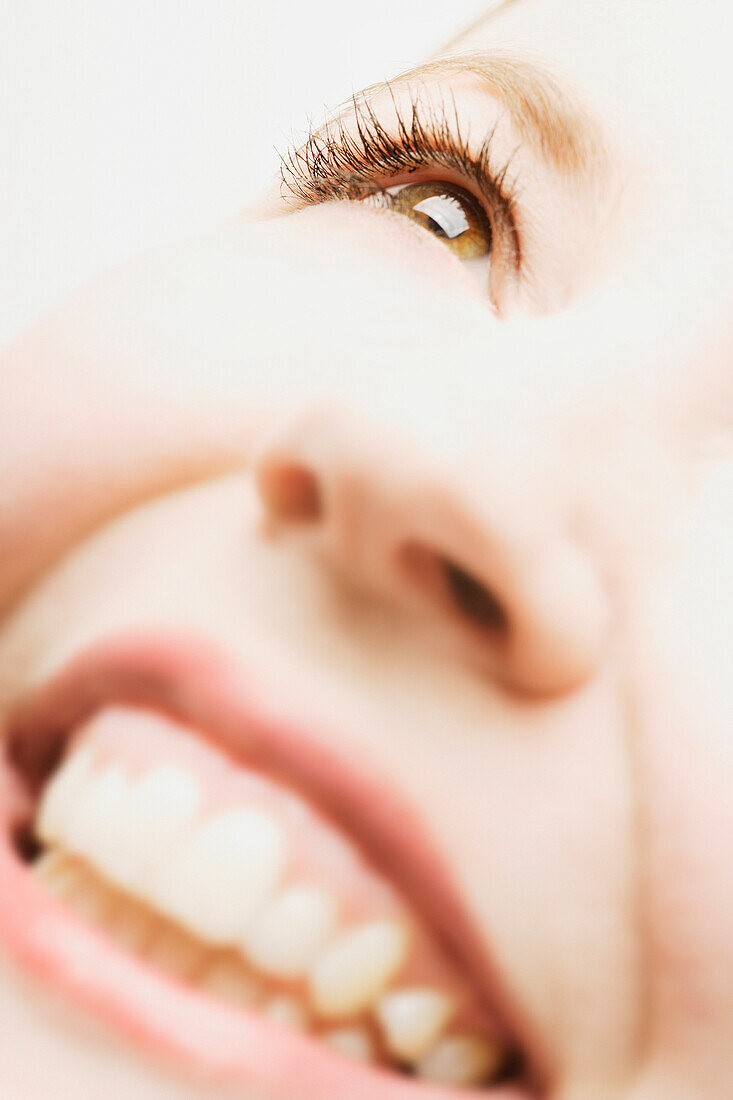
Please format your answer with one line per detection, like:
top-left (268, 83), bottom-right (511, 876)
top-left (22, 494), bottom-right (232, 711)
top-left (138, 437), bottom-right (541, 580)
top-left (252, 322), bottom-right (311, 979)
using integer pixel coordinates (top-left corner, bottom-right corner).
top-left (280, 84), bottom-right (513, 201)
top-left (280, 48), bottom-right (608, 205)
top-left (278, 85), bottom-right (521, 259)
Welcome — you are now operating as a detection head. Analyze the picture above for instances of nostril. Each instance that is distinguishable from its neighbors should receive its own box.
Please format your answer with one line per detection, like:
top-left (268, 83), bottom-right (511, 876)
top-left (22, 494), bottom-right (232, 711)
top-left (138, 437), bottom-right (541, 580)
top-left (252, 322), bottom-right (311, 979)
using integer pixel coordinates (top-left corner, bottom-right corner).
top-left (399, 542), bottom-right (509, 636)
top-left (442, 559), bottom-right (508, 633)
top-left (257, 461), bottom-right (322, 523)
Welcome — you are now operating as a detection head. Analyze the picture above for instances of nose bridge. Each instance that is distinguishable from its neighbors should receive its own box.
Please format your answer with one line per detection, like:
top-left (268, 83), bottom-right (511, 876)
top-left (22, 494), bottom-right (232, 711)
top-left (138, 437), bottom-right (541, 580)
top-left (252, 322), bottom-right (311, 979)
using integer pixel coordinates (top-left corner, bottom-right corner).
top-left (255, 404), bottom-right (609, 698)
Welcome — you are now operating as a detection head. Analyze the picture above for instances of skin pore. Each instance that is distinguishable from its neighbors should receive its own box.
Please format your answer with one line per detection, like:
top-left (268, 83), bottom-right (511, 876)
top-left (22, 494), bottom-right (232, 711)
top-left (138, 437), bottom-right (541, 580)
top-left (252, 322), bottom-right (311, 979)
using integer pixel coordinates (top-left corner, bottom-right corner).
top-left (0, 0), bottom-right (731, 1098)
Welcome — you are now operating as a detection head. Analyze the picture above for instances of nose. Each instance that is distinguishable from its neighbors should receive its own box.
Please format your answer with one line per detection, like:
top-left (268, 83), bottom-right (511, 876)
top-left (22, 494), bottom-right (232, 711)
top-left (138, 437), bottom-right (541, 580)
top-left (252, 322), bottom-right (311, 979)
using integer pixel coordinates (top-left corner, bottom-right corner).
top-left (254, 407), bottom-right (608, 697)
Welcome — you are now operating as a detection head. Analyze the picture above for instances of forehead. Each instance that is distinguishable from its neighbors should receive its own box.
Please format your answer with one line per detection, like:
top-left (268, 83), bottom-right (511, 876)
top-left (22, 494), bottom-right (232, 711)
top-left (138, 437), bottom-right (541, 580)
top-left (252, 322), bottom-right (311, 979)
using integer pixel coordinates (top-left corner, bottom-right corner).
top-left (464, 0), bottom-right (733, 149)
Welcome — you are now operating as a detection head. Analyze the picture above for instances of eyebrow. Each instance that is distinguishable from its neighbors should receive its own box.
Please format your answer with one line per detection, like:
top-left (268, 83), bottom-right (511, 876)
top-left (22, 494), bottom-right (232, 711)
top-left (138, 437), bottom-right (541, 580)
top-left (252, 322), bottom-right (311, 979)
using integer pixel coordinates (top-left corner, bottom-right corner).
top-left (377, 51), bottom-right (608, 179)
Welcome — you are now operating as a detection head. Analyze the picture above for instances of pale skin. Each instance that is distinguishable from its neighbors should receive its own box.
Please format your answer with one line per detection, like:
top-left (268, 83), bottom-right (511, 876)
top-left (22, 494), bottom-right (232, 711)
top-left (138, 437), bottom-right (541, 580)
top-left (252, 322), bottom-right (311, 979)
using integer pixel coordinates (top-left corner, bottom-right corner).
top-left (0, 0), bottom-right (731, 1098)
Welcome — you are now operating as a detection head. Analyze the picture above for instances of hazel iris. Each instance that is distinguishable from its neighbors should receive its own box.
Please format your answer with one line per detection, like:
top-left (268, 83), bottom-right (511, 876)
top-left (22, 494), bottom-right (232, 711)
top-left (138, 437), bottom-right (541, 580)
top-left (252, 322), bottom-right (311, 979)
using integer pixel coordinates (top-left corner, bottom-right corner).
top-left (388, 181), bottom-right (492, 259)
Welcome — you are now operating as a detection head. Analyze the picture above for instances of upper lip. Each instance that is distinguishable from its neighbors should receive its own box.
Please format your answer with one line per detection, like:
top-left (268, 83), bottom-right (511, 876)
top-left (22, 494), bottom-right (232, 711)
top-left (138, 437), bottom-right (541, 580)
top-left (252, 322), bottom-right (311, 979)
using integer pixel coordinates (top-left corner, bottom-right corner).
top-left (4, 629), bottom-right (546, 1095)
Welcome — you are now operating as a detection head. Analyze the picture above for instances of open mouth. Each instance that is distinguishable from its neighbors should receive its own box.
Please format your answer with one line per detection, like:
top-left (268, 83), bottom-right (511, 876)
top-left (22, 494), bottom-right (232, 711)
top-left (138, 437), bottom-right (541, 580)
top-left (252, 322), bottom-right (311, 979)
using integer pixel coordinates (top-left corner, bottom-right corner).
top-left (1, 633), bottom-right (542, 1099)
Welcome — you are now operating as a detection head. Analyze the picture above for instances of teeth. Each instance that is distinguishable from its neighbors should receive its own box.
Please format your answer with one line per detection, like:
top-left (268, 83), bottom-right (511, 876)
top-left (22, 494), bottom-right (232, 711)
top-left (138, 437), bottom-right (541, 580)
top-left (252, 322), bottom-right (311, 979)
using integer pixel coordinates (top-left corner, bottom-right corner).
top-left (34, 731), bottom-right (502, 1080)
top-left (245, 884), bottom-right (338, 978)
top-left (200, 955), bottom-right (266, 1009)
top-left (107, 898), bottom-right (155, 953)
top-left (103, 763), bottom-right (201, 892)
top-left (416, 1034), bottom-right (504, 1087)
top-left (322, 1026), bottom-right (375, 1063)
top-left (145, 923), bottom-right (208, 982)
top-left (44, 757), bottom-right (201, 899)
top-left (263, 994), bottom-right (309, 1030)
top-left (376, 988), bottom-right (455, 1063)
top-left (33, 851), bottom-right (83, 898)
top-left (63, 764), bottom-right (130, 863)
top-left (36, 743), bottom-right (96, 844)
top-left (65, 865), bottom-right (118, 925)
top-left (309, 919), bottom-right (409, 1019)
top-left (148, 808), bottom-right (287, 945)
top-left (36, 851), bottom-right (117, 924)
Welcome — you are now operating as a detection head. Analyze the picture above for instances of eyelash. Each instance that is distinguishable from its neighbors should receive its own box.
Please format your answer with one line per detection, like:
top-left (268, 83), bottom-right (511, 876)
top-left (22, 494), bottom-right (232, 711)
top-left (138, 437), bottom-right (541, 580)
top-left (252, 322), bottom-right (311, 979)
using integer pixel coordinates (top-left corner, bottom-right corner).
top-left (279, 89), bottom-right (521, 267)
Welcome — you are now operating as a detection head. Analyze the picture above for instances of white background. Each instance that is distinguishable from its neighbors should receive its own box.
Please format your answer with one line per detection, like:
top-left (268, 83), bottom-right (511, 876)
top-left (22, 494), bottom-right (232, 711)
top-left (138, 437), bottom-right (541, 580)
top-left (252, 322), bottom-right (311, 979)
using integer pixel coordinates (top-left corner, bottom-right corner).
top-left (0, 0), bottom-right (487, 346)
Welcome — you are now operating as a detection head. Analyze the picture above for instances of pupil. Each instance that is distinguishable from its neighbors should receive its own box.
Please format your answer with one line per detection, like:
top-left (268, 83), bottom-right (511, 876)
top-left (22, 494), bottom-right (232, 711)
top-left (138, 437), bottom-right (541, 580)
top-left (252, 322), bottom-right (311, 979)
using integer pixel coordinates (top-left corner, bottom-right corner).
top-left (424, 214), bottom-right (449, 239)
top-left (412, 195), bottom-right (469, 240)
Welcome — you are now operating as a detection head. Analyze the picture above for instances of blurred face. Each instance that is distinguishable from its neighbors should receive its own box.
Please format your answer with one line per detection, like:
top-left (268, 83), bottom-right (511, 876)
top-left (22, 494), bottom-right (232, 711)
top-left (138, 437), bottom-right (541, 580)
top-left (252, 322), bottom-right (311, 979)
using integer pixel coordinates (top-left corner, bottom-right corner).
top-left (0, 1), bottom-right (731, 1098)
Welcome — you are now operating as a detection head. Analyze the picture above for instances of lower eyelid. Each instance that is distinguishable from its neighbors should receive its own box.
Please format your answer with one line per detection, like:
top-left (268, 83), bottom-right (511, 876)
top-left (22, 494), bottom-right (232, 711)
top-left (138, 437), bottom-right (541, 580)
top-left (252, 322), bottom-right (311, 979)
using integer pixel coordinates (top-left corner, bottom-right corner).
top-left (343, 196), bottom-right (504, 313)
top-left (383, 175), bottom-right (520, 309)
top-left (345, 198), bottom-right (495, 305)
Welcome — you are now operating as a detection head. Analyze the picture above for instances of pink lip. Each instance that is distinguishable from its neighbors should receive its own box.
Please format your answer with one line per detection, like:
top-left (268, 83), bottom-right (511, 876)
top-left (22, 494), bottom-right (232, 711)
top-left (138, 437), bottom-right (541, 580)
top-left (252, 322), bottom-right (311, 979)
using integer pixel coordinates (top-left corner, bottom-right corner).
top-left (1, 631), bottom-right (540, 1097)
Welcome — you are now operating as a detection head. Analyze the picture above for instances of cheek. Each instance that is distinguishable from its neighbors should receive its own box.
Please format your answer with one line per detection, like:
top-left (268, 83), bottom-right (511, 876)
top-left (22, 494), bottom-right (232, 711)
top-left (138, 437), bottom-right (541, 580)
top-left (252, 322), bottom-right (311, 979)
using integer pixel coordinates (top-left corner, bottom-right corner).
top-left (626, 462), bottom-right (733, 1058)
top-left (0, 213), bottom-right (467, 612)
top-left (298, 200), bottom-right (480, 295)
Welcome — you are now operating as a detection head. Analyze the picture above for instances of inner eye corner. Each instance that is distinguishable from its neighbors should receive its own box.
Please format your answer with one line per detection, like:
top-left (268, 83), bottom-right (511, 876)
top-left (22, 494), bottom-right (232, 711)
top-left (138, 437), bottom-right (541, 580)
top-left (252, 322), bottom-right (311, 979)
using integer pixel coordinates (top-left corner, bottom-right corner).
top-left (397, 541), bottom-right (509, 636)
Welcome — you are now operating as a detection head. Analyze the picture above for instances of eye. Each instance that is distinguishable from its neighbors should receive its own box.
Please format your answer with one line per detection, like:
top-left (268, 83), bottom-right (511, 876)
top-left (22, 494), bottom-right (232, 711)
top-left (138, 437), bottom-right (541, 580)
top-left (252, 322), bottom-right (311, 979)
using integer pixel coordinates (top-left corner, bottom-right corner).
top-left (367, 181), bottom-right (493, 259)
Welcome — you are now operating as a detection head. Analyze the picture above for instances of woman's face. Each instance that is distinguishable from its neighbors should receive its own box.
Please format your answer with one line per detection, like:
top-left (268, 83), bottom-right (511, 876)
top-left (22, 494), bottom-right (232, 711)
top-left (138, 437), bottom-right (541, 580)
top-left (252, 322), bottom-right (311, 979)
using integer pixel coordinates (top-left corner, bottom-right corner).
top-left (0, 1), bottom-right (731, 1098)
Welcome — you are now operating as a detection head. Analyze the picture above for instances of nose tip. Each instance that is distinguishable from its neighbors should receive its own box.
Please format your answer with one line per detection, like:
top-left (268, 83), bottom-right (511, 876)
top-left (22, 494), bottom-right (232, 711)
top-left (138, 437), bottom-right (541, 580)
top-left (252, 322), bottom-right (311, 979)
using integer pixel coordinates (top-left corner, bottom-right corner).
top-left (254, 409), bottom-right (608, 698)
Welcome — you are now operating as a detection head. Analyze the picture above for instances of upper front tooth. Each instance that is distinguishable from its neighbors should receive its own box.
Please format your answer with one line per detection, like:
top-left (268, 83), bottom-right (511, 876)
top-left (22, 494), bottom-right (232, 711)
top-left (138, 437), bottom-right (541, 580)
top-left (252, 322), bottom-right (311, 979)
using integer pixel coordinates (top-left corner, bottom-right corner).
top-left (102, 763), bottom-right (201, 892)
top-left (63, 764), bottom-right (131, 867)
top-left (59, 762), bottom-right (201, 895)
top-left (375, 988), bottom-right (455, 1062)
top-left (245, 884), bottom-right (338, 978)
top-left (416, 1034), bottom-right (504, 1087)
top-left (148, 808), bottom-right (288, 945)
top-left (309, 919), bottom-right (409, 1019)
top-left (36, 743), bottom-right (96, 844)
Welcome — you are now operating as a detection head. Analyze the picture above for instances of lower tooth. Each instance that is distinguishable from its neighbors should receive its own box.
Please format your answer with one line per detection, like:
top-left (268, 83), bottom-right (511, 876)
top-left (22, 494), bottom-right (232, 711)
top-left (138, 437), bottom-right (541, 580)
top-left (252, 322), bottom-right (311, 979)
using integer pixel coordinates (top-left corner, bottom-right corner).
top-left (33, 851), bottom-right (82, 898)
top-left (416, 1034), bottom-right (504, 1087)
top-left (145, 924), bottom-right (208, 982)
top-left (263, 995), bottom-right (309, 1030)
top-left (323, 1026), bottom-right (375, 1063)
top-left (66, 865), bottom-right (117, 925)
top-left (200, 956), bottom-right (266, 1009)
top-left (108, 899), bottom-right (155, 954)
